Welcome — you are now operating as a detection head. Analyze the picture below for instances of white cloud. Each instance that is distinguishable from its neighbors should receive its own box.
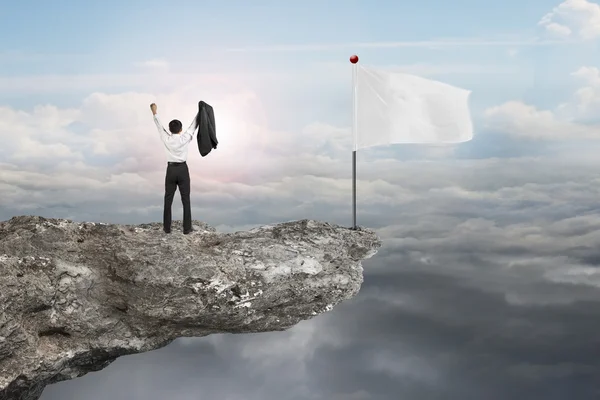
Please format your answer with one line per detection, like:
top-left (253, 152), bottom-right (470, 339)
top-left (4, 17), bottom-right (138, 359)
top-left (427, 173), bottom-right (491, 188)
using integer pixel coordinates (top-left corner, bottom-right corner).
top-left (484, 65), bottom-right (600, 139)
top-left (563, 66), bottom-right (600, 119)
top-left (571, 65), bottom-right (600, 85)
top-left (136, 59), bottom-right (170, 71)
top-left (545, 22), bottom-right (573, 37)
top-left (539, 0), bottom-right (600, 39)
top-left (484, 100), bottom-right (599, 139)
top-left (0, 81), bottom-right (366, 225)
top-left (3, 63), bottom-right (600, 231)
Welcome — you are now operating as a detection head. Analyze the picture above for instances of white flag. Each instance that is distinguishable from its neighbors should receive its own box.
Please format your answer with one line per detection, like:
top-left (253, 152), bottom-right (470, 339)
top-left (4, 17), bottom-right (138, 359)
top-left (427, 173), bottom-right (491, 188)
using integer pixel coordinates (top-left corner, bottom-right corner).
top-left (354, 65), bottom-right (473, 150)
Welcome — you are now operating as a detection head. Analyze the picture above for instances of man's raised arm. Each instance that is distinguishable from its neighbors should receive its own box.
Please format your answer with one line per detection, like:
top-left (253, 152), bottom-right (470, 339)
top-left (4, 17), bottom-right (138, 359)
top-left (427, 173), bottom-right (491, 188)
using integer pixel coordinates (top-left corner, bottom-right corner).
top-left (181, 115), bottom-right (198, 143)
top-left (150, 103), bottom-right (170, 139)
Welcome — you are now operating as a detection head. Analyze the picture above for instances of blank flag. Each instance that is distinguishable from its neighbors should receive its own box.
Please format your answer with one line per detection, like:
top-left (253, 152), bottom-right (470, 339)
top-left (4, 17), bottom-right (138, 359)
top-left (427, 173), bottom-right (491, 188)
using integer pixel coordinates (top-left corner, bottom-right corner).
top-left (354, 65), bottom-right (474, 150)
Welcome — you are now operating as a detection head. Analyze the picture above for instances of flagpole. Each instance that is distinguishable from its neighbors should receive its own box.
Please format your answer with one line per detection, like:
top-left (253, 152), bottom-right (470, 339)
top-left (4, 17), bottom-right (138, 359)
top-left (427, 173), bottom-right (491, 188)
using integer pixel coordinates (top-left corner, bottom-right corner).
top-left (350, 54), bottom-right (359, 230)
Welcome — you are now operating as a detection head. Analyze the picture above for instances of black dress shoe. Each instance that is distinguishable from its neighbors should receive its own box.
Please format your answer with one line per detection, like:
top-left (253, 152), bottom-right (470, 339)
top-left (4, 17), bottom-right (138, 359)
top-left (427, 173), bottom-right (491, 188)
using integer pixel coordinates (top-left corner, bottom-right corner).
top-left (183, 229), bottom-right (194, 235)
top-left (164, 229), bottom-right (171, 234)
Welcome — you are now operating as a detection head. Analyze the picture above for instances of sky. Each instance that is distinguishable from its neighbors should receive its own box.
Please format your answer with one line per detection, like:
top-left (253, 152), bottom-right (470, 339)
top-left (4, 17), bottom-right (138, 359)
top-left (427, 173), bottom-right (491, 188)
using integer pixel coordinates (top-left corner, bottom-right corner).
top-left (2, 0), bottom-right (600, 398)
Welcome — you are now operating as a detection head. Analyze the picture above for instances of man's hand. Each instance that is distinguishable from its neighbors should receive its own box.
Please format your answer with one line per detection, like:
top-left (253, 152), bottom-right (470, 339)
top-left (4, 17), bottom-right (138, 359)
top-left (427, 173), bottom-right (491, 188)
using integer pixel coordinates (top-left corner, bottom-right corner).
top-left (150, 103), bottom-right (157, 115)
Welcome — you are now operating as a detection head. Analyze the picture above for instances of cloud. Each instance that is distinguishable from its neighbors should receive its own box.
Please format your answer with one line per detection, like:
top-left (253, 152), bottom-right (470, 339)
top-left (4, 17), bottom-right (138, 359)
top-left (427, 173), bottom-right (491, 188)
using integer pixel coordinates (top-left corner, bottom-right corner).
top-left (3, 69), bottom-right (600, 230)
top-left (562, 66), bottom-right (600, 120)
top-left (136, 59), bottom-right (170, 71)
top-left (0, 81), bottom-right (364, 227)
top-left (226, 38), bottom-right (570, 52)
top-left (484, 65), bottom-right (600, 139)
top-left (39, 154), bottom-right (600, 399)
top-left (544, 22), bottom-right (573, 37)
top-left (0, 72), bottom-right (256, 95)
top-left (484, 100), bottom-right (599, 139)
top-left (539, 0), bottom-right (600, 39)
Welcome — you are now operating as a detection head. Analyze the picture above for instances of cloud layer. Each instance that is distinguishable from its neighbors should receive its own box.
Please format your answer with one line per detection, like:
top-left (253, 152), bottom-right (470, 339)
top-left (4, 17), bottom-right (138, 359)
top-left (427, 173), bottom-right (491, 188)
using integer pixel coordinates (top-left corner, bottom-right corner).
top-left (38, 152), bottom-right (600, 399)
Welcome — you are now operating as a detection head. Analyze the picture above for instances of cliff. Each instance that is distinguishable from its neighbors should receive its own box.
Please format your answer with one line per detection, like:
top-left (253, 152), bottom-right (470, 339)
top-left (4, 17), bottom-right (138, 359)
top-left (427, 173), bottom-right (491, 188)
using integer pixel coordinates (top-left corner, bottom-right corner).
top-left (0, 216), bottom-right (380, 400)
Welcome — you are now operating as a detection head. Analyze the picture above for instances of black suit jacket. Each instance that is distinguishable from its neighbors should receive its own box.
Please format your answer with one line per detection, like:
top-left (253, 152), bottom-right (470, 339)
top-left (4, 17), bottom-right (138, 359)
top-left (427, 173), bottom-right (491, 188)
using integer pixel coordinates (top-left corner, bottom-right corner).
top-left (196, 101), bottom-right (218, 157)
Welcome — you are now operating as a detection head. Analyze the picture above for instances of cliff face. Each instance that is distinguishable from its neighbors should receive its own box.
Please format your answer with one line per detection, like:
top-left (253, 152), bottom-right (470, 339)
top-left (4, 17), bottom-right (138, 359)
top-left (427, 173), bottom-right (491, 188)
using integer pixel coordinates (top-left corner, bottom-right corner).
top-left (0, 216), bottom-right (381, 400)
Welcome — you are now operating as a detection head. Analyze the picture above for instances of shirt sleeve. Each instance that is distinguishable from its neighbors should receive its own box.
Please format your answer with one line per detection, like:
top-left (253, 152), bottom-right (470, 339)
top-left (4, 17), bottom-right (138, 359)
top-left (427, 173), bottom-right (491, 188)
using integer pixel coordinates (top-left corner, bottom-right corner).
top-left (181, 117), bottom-right (197, 143)
top-left (153, 114), bottom-right (171, 141)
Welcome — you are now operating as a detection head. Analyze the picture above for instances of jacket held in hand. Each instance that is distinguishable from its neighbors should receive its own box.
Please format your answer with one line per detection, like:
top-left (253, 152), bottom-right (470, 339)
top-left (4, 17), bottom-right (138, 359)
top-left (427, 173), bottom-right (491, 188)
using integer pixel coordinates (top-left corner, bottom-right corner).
top-left (196, 101), bottom-right (218, 157)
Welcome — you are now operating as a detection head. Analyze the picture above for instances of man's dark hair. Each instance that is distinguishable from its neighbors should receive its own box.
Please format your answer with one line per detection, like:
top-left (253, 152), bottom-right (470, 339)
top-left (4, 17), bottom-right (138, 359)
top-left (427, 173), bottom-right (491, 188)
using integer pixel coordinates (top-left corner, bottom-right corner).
top-left (169, 119), bottom-right (182, 133)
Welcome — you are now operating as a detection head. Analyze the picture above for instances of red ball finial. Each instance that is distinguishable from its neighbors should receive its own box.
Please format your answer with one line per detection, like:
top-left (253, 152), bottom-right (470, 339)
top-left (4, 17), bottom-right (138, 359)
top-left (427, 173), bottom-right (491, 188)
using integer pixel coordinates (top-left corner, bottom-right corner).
top-left (350, 54), bottom-right (359, 64)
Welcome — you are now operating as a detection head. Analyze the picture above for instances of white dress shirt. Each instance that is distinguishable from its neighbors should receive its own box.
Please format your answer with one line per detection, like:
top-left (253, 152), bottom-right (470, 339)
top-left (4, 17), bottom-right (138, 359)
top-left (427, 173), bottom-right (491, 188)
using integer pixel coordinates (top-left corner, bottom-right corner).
top-left (153, 114), bottom-right (197, 162)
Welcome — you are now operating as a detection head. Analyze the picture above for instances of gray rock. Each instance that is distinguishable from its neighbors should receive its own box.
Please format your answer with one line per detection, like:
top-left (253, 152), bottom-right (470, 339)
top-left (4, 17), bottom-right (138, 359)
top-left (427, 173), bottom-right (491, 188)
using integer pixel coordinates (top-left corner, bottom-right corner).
top-left (0, 215), bottom-right (381, 400)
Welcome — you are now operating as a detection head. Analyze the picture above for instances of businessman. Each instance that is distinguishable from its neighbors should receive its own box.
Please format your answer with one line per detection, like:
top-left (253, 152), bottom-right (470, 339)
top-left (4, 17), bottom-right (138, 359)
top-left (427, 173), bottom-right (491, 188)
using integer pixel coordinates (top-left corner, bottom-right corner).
top-left (150, 103), bottom-right (197, 234)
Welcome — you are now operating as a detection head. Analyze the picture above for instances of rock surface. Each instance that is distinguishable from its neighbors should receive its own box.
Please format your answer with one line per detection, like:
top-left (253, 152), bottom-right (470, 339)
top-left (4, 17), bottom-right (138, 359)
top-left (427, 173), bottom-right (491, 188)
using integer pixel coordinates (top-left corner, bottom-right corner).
top-left (0, 215), bottom-right (381, 400)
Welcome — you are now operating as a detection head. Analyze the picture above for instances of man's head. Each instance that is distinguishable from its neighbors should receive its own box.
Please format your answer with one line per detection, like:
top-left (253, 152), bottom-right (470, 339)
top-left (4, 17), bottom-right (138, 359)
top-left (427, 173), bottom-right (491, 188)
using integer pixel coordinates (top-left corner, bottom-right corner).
top-left (169, 119), bottom-right (182, 134)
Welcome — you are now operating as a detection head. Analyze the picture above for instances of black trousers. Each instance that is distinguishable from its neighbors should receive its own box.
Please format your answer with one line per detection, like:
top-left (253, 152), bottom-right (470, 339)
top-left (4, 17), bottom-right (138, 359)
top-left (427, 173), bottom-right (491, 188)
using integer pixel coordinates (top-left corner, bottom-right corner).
top-left (163, 162), bottom-right (191, 232)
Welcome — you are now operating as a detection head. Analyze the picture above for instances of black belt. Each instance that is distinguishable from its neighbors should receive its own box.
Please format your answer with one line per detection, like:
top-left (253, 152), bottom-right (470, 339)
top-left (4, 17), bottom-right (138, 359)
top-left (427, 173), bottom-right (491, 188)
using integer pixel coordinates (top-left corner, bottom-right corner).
top-left (167, 161), bottom-right (186, 166)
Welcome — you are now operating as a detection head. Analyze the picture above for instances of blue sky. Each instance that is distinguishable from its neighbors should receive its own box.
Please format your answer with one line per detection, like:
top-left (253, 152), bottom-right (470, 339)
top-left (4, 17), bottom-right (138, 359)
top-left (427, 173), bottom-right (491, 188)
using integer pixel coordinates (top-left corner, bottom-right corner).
top-left (2, 1), bottom-right (600, 400)
top-left (1, 0), bottom-right (597, 87)
top-left (1, 0), bottom-right (598, 139)
top-left (0, 0), bottom-right (595, 163)
top-left (1, 0), bottom-right (557, 54)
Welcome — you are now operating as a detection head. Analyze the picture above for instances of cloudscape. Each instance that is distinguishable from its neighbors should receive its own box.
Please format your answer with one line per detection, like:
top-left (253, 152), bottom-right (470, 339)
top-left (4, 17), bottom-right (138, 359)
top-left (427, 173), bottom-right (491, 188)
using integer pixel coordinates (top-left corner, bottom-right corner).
top-left (2, 0), bottom-right (600, 399)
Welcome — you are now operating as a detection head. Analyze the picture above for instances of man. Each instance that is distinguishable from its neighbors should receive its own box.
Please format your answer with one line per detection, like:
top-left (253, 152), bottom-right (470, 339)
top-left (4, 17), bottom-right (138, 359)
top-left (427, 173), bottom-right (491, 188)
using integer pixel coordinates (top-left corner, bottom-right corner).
top-left (150, 103), bottom-right (197, 234)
